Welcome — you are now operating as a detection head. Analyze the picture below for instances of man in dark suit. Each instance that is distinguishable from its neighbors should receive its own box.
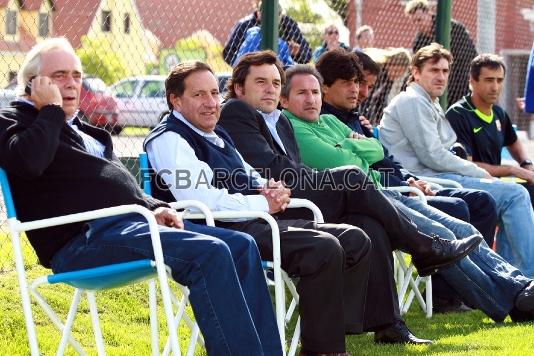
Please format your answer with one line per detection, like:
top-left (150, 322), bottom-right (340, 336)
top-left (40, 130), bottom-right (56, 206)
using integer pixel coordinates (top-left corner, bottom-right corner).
top-left (219, 50), bottom-right (481, 344)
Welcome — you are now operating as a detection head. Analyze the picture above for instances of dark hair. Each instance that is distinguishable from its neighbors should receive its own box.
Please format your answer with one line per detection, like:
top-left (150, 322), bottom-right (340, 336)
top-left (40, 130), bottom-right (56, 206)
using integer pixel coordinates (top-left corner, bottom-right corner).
top-left (409, 42), bottom-right (452, 83)
top-left (281, 64), bottom-right (323, 98)
top-left (470, 53), bottom-right (506, 81)
top-left (165, 61), bottom-right (214, 110)
top-left (226, 50), bottom-right (285, 100)
top-left (315, 49), bottom-right (363, 87)
top-left (353, 50), bottom-right (380, 76)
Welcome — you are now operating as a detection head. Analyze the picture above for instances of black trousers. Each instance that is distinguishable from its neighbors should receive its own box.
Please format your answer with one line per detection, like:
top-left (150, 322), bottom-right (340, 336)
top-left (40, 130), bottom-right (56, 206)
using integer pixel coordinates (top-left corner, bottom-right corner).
top-left (282, 167), bottom-right (430, 330)
top-left (221, 218), bottom-right (371, 353)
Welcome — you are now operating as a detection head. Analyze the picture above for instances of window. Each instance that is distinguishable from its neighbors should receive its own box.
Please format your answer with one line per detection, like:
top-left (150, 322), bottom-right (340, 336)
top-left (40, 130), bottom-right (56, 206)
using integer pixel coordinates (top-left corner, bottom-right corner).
top-left (112, 80), bottom-right (136, 98)
top-left (101, 10), bottom-right (112, 32)
top-left (6, 10), bottom-right (17, 35)
top-left (140, 81), bottom-right (165, 98)
top-left (124, 13), bottom-right (130, 34)
top-left (38, 13), bottom-right (49, 37)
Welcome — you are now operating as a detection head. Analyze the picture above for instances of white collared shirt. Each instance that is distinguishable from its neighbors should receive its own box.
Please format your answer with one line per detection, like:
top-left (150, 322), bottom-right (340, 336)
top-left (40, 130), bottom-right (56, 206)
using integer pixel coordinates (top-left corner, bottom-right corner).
top-left (260, 109), bottom-right (287, 154)
top-left (146, 110), bottom-right (269, 218)
top-left (67, 115), bottom-right (106, 158)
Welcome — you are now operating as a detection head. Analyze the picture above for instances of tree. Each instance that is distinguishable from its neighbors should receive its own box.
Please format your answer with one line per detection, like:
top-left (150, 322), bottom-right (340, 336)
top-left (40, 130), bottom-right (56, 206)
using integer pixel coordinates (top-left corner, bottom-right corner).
top-left (76, 35), bottom-right (127, 85)
top-left (325, 0), bottom-right (348, 22)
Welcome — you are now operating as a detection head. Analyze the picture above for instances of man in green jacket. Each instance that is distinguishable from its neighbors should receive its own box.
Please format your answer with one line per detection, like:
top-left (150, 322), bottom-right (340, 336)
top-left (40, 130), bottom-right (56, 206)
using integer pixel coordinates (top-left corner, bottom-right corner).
top-left (281, 64), bottom-right (534, 323)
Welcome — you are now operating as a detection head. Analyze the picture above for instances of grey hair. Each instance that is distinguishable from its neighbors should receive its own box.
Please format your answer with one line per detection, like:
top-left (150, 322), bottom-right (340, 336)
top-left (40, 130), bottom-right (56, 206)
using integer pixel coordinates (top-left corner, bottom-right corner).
top-left (281, 64), bottom-right (323, 98)
top-left (16, 37), bottom-right (79, 96)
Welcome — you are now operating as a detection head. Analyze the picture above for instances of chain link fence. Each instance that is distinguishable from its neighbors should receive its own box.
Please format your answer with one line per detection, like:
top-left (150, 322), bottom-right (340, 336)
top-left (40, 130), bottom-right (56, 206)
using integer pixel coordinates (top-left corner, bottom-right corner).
top-left (0, 0), bottom-right (533, 311)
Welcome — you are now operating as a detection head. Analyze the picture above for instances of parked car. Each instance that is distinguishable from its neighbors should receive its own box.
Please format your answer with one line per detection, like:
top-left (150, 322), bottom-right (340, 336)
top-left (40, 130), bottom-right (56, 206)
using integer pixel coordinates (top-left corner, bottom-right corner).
top-left (110, 75), bottom-right (167, 128)
top-left (217, 72), bottom-right (231, 102)
top-left (2, 77), bottom-right (121, 134)
top-left (78, 77), bottom-right (121, 134)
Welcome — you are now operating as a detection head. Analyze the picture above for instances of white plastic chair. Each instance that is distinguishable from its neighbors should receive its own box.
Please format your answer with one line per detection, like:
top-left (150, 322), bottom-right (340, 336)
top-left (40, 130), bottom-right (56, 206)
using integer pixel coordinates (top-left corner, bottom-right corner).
top-left (385, 185), bottom-right (433, 318)
top-left (0, 167), bottom-right (189, 355)
top-left (417, 176), bottom-right (463, 189)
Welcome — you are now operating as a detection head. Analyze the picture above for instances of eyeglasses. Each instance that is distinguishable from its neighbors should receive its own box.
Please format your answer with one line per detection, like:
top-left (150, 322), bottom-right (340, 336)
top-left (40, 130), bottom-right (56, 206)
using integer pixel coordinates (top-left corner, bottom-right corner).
top-left (326, 30), bottom-right (339, 35)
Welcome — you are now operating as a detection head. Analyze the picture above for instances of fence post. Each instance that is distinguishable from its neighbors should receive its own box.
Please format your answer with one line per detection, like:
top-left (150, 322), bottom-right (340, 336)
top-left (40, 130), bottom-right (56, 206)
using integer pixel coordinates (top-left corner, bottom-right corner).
top-left (261, 0), bottom-right (279, 53)
top-left (436, 0), bottom-right (451, 108)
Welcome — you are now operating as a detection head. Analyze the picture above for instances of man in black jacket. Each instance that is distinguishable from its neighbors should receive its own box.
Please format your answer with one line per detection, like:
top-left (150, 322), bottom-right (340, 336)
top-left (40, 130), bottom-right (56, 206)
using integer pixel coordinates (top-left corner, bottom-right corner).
top-left (219, 50), bottom-right (482, 343)
top-left (0, 38), bottom-right (283, 355)
top-left (223, 0), bottom-right (312, 65)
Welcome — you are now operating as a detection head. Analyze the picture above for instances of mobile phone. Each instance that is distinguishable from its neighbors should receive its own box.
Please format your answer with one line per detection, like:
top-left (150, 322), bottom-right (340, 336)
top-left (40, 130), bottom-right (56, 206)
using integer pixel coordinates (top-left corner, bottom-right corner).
top-left (25, 76), bottom-right (35, 96)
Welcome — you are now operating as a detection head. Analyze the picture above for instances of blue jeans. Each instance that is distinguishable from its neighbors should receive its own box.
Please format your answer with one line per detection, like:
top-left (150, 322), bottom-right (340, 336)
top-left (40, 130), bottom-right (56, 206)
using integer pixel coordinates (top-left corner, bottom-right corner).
top-left (432, 188), bottom-right (499, 246)
top-left (433, 173), bottom-right (534, 278)
top-left (383, 190), bottom-right (532, 321)
top-left (51, 214), bottom-right (282, 356)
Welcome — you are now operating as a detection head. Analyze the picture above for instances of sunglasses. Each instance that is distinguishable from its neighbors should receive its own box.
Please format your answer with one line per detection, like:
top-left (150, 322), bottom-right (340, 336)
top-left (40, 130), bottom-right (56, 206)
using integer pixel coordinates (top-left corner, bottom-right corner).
top-left (326, 30), bottom-right (339, 35)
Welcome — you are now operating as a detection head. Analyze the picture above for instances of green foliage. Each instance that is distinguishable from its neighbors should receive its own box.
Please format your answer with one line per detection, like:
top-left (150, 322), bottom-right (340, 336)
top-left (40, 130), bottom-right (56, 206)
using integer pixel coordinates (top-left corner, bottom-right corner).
top-left (286, 0), bottom-right (322, 23)
top-left (175, 37), bottom-right (208, 62)
top-left (306, 28), bottom-right (323, 53)
top-left (76, 36), bottom-right (127, 85)
top-left (325, 0), bottom-right (348, 21)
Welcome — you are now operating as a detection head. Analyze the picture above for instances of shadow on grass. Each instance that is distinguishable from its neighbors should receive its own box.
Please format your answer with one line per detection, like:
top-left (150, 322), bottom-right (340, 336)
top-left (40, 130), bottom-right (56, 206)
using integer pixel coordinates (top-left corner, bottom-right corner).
top-left (344, 309), bottom-right (534, 355)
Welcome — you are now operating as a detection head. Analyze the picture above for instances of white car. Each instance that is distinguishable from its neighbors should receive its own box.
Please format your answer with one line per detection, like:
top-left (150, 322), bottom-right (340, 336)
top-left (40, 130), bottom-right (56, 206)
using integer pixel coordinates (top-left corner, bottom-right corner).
top-left (110, 75), bottom-right (168, 128)
top-left (0, 88), bottom-right (16, 108)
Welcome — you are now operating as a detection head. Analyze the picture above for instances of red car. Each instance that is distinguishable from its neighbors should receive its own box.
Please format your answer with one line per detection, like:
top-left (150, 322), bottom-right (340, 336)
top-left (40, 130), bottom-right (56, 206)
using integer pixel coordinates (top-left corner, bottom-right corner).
top-left (79, 77), bottom-right (122, 134)
top-left (5, 77), bottom-right (122, 134)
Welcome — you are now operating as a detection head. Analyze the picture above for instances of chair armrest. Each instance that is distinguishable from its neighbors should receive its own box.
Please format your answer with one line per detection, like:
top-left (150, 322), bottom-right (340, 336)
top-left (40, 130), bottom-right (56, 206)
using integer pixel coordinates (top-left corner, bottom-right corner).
top-left (169, 200), bottom-right (215, 226)
top-left (385, 186), bottom-right (427, 203)
top-left (417, 176), bottom-right (463, 188)
top-left (14, 204), bottom-right (173, 322)
top-left (288, 198), bottom-right (324, 223)
top-left (426, 182), bottom-right (444, 190)
top-left (17, 205), bottom-right (157, 233)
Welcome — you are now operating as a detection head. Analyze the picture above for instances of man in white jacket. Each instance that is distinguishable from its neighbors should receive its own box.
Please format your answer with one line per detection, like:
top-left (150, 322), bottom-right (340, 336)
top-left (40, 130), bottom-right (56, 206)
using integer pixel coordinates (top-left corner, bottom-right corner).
top-left (379, 42), bottom-right (534, 278)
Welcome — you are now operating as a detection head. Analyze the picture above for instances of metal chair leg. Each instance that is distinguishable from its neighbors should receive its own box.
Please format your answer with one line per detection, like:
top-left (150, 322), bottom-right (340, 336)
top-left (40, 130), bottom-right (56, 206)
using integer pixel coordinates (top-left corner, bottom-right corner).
top-left (87, 291), bottom-right (105, 356)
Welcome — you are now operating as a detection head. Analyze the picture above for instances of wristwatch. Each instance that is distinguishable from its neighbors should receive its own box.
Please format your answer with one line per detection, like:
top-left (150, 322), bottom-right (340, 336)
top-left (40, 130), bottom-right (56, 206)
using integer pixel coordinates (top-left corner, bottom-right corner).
top-left (520, 159), bottom-right (533, 167)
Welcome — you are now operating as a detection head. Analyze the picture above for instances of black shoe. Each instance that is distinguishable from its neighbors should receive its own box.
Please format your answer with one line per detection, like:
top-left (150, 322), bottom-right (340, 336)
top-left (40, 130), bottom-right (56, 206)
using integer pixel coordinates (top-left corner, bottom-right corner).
top-left (374, 320), bottom-right (432, 345)
top-left (433, 297), bottom-right (473, 314)
top-left (412, 233), bottom-right (483, 277)
top-left (515, 281), bottom-right (534, 312)
top-left (509, 306), bottom-right (534, 322)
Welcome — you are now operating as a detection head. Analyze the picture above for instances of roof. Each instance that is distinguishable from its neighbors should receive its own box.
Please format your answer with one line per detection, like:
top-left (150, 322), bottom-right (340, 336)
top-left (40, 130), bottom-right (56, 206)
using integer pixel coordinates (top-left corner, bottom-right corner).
top-left (0, 24), bottom-right (36, 52)
top-left (20, 0), bottom-right (54, 11)
top-left (1, 0), bottom-right (253, 52)
top-left (136, 0), bottom-right (251, 48)
top-left (52, 0), bottom-right (100, 47)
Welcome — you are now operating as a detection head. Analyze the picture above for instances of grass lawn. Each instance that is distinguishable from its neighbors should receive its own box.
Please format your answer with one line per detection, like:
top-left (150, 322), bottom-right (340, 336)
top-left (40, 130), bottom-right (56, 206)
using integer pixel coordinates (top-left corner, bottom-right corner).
top-left (1, 234), bottom-right (534, 355)
top-left (121, 127), bottom-right (150, 137)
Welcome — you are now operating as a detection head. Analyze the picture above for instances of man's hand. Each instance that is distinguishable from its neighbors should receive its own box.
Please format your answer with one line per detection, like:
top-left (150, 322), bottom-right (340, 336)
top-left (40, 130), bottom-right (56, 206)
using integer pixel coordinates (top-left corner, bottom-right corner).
top-left (483, 170), bottom-right (494, 179)
top-left (288, 40), bottom-right (301, 57)
top-left (406, 177), bottom-right (435, 196)
top-left (511, 166), bottom-right (534, 184)
top-left (260, 178), bottom-right (291, 214)
top-left (524, 164), bottom-right (534, 173)
top-left (349, 131), bottom-right (366, 139)
top-left (31, 76), bottom-right (62, 110)
top-left (153, 207), bottom-right (184, 229)
top-left (359, 115), bottom-right (373, 131)
top-left (326, 39), bottom-right (340, 51)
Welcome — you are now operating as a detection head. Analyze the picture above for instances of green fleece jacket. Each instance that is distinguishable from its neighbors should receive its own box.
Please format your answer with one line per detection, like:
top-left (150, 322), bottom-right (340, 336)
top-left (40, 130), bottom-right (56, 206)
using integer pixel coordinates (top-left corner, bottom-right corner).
top-left (285, 110), bottom-right (384, 187)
